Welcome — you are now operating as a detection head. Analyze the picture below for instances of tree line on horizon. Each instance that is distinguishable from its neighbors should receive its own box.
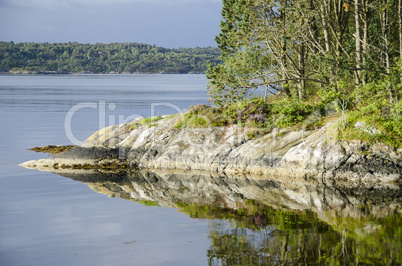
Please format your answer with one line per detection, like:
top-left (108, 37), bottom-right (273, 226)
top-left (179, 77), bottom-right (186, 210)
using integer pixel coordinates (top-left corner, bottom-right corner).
top-left (0, 42), bottom-right (221, 74)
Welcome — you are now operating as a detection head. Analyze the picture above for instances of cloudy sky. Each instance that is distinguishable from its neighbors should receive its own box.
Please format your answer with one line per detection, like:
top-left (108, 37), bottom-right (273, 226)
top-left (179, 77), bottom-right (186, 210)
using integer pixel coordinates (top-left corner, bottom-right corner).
top-left (0, 0), bottom-right (223, 48)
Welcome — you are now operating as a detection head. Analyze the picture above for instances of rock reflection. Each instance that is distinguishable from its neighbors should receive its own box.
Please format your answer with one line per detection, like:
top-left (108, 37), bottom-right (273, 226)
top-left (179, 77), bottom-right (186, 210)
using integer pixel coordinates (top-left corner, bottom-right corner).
top-left (57, 170), bottom-right (402, 264)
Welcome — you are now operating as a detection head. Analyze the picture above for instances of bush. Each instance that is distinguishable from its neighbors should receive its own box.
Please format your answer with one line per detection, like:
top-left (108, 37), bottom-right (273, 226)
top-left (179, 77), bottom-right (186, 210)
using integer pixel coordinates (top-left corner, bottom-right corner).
top-left (176, 97), bottom-right (320, 131)
top-left (271, 100), bottom-right (314, 128)
top-left (338, 92), bottom-right (402, 148)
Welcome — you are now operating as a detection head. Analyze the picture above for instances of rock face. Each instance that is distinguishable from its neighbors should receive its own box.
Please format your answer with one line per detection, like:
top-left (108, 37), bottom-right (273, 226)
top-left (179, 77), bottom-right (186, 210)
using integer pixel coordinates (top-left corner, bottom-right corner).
top-left (20, 115), bottom-right (402, 186)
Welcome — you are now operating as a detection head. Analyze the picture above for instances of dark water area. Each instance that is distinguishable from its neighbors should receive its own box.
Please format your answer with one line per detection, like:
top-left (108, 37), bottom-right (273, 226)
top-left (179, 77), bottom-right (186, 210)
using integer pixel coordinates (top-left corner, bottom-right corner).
top-left (0, 74), bottom-right (401, 265)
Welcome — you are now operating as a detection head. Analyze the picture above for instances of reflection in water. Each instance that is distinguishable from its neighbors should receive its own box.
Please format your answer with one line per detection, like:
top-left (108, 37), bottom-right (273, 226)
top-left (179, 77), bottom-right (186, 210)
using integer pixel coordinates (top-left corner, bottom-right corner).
top-left (56, 170), bottom-right (401, 265)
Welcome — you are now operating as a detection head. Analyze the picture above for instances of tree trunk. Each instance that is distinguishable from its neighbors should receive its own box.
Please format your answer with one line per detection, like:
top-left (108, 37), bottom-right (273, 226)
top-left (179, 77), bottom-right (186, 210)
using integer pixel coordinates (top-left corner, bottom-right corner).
top-left (320, 0), bottom-right (334, 85)
top-left (399, 0), bottom-right (402, 101)
top-left (355, 0), bottom-right (362, 86)
top-left (361, 0), bottom-right (369, 85)
top-left (280, 0), bottom-right (290, 96)
top-left (321, 0), bottom-right (331, 53)
top-left (334, 0), bottom-right (347, 57)
top-left (380, 0), bottom-right (393, 103)
top-left (400, 0), bottom-right (402, 59)
top-left (298, 43), bottom-right (305, 100)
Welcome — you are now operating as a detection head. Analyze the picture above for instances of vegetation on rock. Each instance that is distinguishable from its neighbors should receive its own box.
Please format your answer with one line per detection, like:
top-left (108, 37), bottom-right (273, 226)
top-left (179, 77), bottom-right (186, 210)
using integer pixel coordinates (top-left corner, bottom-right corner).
top-left (203, 0), bottom-right (402, 147)
top-left (29, 145), bottom-right (76, 154)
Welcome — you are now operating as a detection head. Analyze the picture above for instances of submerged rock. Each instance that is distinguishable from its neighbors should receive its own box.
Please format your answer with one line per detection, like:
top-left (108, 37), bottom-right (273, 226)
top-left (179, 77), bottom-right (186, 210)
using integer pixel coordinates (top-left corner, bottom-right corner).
top-left (20, 114), bottom-right (402, 187)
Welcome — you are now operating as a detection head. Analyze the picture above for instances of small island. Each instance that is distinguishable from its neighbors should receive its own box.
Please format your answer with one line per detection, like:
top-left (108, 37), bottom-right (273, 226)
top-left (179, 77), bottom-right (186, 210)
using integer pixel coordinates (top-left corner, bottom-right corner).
top-left (20, 100), bottom-right (401, 191)
top-left (20, 0), bottom-right (402, 190)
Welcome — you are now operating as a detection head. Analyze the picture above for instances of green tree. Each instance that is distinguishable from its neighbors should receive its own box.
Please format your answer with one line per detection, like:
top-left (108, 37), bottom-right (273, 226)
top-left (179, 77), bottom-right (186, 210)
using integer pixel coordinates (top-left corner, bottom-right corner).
top-left (207, 0), bottom-right (401, 106)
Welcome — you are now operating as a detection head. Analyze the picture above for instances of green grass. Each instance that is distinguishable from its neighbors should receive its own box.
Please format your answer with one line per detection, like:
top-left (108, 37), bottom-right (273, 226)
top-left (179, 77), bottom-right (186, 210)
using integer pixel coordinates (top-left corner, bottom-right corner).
top-left (164, 114), bottom-right (178, 120)
top-left (338, 109), bottom-right (402, 148)
top-left (140, 200), bottom-right (159, 207)
top-left (130, 114), bottom-right (179, 130)
top-left (140, 116), bottom-right (164, 125)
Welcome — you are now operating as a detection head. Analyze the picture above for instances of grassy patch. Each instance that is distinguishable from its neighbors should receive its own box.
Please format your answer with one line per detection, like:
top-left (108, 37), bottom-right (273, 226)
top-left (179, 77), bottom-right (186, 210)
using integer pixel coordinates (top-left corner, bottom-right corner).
top-left (337, 108), bottom-right (402, 148)
top-left (29, 145), bottom-right (76, 154)
top-left (140, 200), bottom-right (159, 207)
top-left (164, 114), bottom-right (178, 120)
top-left (130, 123), bottom-right (140, 130)
top-left (136, 114), bottom-right (179, 128)
top-left (140, 115), bottom-right (164, 125)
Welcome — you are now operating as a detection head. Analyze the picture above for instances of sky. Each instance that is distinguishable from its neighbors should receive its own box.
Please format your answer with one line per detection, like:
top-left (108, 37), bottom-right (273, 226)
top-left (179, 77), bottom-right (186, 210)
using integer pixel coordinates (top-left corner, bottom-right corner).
top-left (0, 0), bottom-right (223, 48)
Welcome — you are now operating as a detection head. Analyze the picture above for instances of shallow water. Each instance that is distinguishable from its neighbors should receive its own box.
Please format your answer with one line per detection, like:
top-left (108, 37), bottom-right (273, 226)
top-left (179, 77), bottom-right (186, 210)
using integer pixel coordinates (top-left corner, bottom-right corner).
top-left (0, 74), bottom-right (401, 265)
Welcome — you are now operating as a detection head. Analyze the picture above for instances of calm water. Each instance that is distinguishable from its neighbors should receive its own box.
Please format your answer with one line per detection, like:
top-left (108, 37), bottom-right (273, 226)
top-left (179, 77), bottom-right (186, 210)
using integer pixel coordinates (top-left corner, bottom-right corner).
top-left (0, 74), bottom-right (401, 265)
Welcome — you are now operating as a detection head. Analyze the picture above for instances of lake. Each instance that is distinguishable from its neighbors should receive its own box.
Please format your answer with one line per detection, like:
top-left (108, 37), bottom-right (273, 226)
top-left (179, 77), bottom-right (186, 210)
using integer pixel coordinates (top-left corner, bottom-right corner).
top-left (0, 74), bottom-right (401, 265)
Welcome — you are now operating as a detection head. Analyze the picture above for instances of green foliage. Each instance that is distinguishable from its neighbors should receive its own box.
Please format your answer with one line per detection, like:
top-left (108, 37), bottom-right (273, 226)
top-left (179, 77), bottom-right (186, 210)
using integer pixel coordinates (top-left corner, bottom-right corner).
top-left (215, 0), bottom-right (254, 55)
top-left (175, 104), bottom-right (214, 128)
top-left (339, 102), bottom-right (402, 148)
top-left (175, 97), bottom-right (319, 130)
top-left (140, 116), bottom-right (164, 125)
top-left (0, 42), bottom-right (221, 74)
top-left (176, 99), bottom-right (272, 129)
top-left (271, 100), bottom-right (315, 128)
top-left (180, 79), bottom-right (400, 148)
top-left (140, 200), bottom-right (159, 207)
top-left (164, 114), bottom-right (178, 120)
top-left (207, 0), bottom-right (271, 106)
top-left (206, 0), bottom-right (402, 141)
top-left (335, 76), bottom-right (402, 148)
top-left (179, 115), bottom-right (210, 128)
top-left (317, 87), bottom-right (341, 106)
top-left (206, 62), bottom-right (245, 106)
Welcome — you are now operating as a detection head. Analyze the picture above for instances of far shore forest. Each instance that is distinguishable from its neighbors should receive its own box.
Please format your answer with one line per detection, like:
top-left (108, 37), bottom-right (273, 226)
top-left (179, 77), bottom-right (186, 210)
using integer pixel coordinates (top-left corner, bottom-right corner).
top-left (0, 42), bottom-right (221, 74)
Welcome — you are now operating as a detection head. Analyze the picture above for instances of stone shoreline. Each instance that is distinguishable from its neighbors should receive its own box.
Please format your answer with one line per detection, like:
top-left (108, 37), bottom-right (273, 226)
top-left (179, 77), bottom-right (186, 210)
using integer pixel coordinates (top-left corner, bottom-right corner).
top-left (20, 115), bottom-right (402, 189)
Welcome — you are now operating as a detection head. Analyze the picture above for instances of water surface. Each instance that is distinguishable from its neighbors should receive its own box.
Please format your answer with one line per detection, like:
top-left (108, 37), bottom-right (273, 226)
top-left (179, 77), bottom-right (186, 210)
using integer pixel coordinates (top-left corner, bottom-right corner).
top-left (0, 74), bottom-right (211, 265)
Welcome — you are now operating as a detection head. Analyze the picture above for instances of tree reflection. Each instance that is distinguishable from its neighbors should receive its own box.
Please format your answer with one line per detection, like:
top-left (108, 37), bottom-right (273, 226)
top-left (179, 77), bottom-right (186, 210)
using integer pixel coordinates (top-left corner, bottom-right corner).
top-left (55, 170), bottom-right (402, 265)
top-left (205, 208), bottom-right (402, 265)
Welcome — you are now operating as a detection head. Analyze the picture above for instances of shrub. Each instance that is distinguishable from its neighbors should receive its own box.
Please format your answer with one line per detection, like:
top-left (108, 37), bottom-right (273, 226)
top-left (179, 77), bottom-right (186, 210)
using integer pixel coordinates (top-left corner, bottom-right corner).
top-left (271, 100), bottom-right (314, 128)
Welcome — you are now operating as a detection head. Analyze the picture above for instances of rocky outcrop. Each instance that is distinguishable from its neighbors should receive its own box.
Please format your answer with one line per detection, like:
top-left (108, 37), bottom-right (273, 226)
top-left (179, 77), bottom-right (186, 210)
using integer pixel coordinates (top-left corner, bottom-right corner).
top-left (20, 115), bottom-right (402, 187)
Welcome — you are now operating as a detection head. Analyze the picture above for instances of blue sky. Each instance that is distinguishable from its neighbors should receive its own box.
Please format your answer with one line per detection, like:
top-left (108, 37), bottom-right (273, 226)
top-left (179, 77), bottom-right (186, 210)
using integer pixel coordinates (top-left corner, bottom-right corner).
top-left (0, 0), bottom-right (223, 48)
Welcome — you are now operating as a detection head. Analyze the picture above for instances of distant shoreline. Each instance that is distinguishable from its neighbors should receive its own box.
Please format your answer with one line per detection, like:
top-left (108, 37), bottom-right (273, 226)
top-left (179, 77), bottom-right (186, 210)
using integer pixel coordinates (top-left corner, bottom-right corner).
top-left (2, 70), bottom-right (69, 75)
top-left (0, 71), bottom-right (207, 75)
top-left (0, 42), bottom-right (221, 75)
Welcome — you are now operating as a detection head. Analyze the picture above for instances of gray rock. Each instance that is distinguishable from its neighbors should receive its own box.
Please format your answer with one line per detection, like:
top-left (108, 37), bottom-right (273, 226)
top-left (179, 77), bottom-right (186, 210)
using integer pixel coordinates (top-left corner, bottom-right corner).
top-left (20, 115), bottom-right (402, 187)
top-left (362, 172), bottom-right (379, 189)
top-left (354, 121), bottom-right (381, 135)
